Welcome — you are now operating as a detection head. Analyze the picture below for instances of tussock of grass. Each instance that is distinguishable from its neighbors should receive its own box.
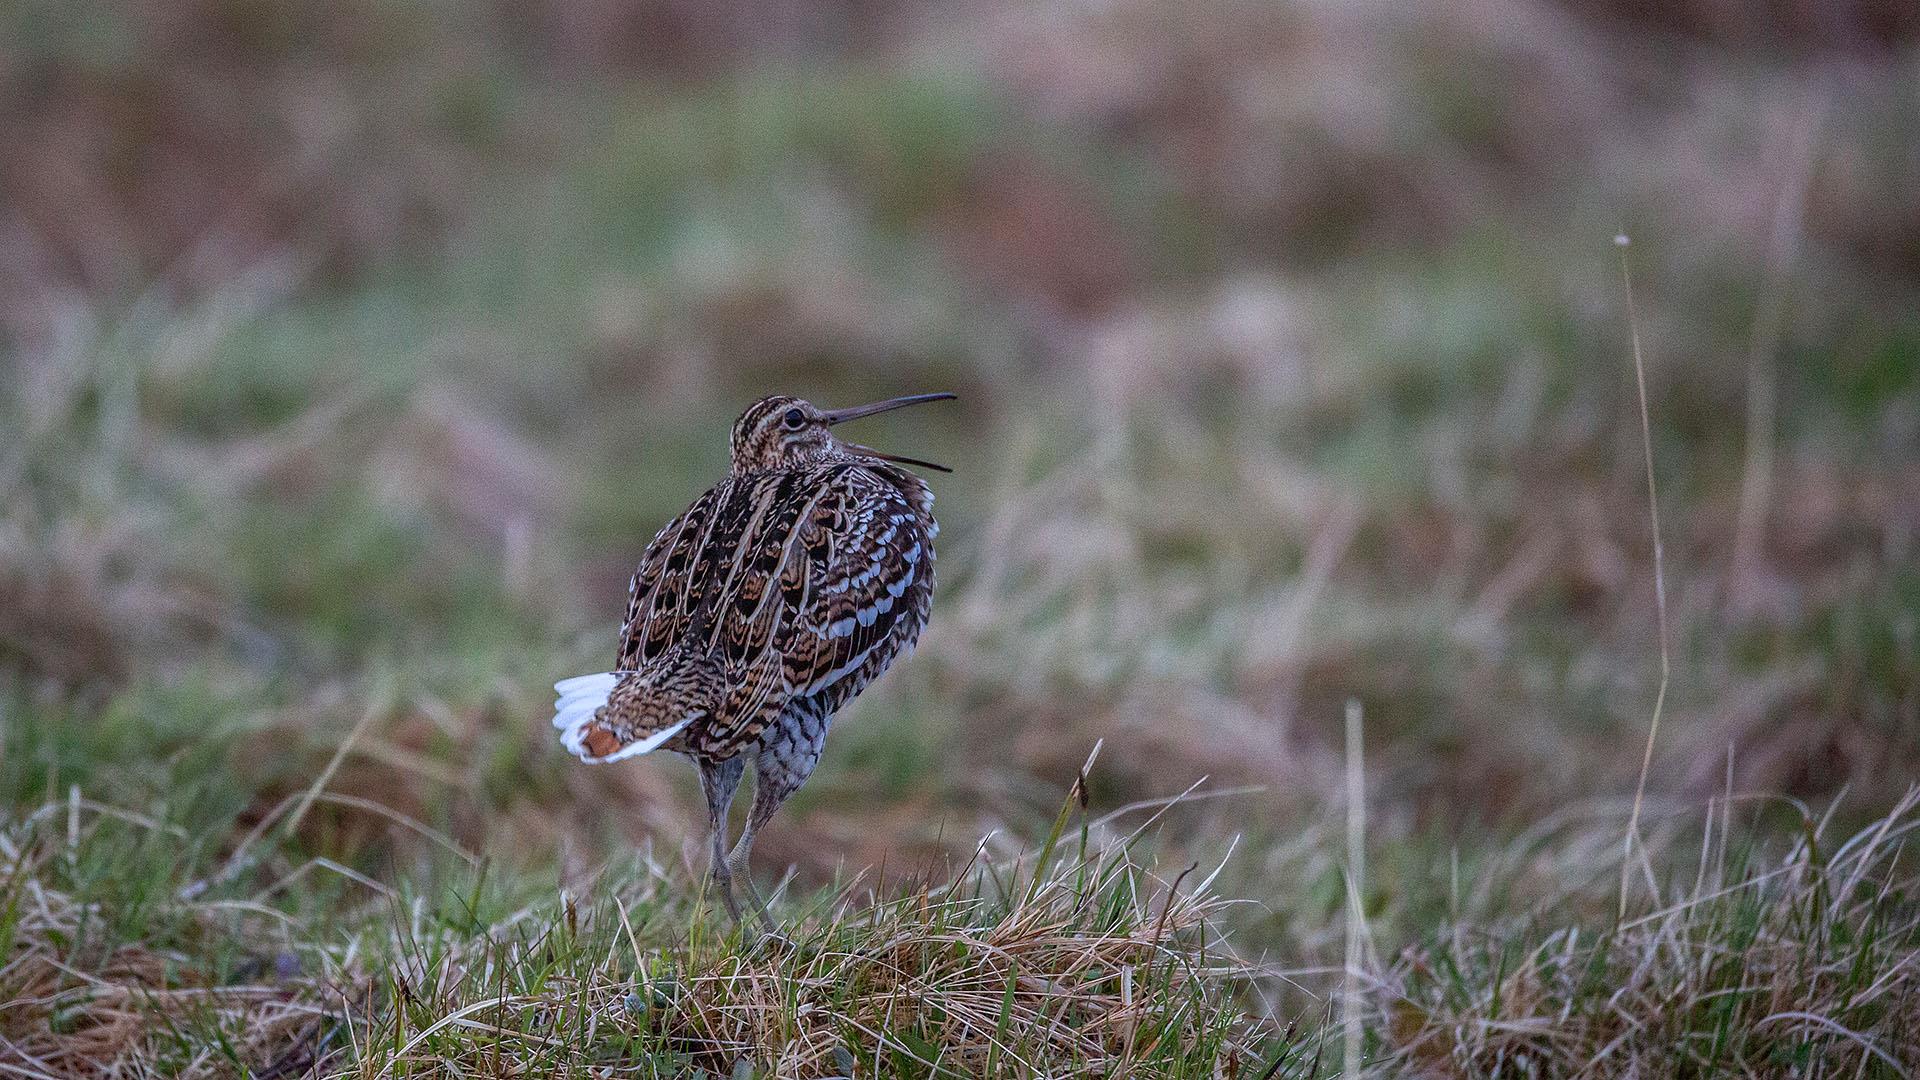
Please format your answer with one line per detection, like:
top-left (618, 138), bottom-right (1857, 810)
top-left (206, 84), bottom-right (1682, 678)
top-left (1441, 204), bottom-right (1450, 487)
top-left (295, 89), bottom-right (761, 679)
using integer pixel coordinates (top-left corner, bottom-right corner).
top-left (351, 864), bottom-right (1255, 1076)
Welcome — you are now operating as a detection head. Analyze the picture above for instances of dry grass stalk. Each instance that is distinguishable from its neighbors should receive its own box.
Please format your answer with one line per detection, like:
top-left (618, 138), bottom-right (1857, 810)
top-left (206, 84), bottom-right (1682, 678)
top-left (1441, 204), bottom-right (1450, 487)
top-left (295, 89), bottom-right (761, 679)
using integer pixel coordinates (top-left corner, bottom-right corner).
top-left (1614, 233), bottom-right (1672, 922)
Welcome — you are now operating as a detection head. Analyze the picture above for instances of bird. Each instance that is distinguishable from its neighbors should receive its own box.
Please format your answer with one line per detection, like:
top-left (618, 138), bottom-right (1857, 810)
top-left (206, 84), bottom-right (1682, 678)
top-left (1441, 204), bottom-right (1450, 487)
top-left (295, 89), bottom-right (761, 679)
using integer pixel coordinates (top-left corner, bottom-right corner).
top-left (550, 391), bottom-right (954, 932)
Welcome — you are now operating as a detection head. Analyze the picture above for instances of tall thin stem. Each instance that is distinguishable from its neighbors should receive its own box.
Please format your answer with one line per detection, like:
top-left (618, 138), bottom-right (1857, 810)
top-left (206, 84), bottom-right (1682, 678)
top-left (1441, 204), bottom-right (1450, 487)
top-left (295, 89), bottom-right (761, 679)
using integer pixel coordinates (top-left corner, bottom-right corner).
top-left (1616, 234), bottom-right (1671, 921)
top-left (1343, 698), bottom-right (1367, 1075)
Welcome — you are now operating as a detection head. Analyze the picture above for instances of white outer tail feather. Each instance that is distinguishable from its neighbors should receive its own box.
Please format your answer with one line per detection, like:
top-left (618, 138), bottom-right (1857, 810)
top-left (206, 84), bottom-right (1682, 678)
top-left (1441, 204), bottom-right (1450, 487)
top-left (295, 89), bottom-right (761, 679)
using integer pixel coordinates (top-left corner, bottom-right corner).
top-left (550, 672), bottom-right (691, 763)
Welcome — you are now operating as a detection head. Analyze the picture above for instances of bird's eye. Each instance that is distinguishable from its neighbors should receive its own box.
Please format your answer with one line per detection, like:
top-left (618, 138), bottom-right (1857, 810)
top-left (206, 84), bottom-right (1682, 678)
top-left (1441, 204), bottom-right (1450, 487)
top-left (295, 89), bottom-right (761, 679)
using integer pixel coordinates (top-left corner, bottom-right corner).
top-left (781, 408), bottom-right (806, 430)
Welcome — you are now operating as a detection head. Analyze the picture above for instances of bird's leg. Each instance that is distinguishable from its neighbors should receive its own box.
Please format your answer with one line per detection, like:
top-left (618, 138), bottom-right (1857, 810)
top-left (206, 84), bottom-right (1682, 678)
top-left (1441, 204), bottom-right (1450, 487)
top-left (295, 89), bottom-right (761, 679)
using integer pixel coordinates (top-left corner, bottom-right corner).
top-left (726, 746), bottom-right (819, 938)
top-left (697, 756), bottom-right (746, 926)
top-left (724, 813), bottom-right (777, 935)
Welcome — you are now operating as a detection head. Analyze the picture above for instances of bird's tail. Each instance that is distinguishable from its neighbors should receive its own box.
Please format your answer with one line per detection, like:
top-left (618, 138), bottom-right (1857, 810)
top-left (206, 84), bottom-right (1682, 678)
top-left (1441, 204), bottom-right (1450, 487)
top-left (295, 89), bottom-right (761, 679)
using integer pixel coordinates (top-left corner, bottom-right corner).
top-left (551, 650), bottom-right (720, 763)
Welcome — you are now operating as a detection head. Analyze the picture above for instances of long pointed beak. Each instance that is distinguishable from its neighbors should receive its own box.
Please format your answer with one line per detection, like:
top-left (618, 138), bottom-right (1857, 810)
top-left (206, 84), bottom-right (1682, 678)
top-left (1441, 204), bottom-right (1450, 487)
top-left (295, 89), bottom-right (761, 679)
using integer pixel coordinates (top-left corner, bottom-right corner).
top-left (821, 392), bottom-right (957, 426)
top-left (822, 392), bottom-right (957, 473)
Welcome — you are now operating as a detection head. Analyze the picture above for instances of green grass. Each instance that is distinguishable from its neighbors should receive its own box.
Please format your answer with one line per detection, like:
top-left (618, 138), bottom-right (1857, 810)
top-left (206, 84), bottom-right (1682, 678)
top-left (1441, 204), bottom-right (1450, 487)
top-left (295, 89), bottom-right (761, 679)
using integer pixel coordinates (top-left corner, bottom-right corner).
top-left (6, 699), bottom-right (1919, 1075)
top-left (0, 755), bottom-right (1289, 1078)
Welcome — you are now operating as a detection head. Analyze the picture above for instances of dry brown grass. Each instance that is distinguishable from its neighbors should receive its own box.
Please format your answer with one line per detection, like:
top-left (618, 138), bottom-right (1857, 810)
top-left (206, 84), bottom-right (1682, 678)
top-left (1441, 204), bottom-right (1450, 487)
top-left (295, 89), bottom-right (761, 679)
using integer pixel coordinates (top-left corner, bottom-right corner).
top-left (1380, 789), bottom-right (1920, 1075)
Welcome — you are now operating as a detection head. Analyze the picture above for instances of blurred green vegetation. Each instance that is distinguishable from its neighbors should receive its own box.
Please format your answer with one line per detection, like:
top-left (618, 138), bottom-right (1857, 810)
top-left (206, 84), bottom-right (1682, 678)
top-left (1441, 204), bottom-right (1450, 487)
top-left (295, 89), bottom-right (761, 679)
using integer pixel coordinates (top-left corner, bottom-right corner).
top-left (2, 0), bottom-right (1918, 1073)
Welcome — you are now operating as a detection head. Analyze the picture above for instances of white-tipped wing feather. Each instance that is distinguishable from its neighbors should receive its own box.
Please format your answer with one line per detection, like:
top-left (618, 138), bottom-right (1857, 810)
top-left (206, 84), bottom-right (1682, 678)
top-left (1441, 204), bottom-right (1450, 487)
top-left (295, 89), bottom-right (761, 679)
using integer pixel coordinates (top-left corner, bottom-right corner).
top-left (551, 672), bottom-right (619, 731)
top-left (551, 672), bottom-right (689, 762)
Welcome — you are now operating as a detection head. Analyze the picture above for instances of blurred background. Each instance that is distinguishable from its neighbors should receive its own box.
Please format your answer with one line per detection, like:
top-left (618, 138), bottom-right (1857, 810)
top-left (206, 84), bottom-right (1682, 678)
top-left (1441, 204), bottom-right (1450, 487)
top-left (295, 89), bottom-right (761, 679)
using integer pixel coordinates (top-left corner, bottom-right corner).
top-left (2, 0), bottom-right (1916, 954)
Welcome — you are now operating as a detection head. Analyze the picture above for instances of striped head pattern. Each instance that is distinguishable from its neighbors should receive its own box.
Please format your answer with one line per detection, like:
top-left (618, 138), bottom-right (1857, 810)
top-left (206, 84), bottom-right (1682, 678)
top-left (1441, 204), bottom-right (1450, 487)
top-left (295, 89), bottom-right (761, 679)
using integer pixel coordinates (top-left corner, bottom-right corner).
top-left (727, 393), bottom-right (958, 475)
top-left (729, 396), bottom-right (832, 473)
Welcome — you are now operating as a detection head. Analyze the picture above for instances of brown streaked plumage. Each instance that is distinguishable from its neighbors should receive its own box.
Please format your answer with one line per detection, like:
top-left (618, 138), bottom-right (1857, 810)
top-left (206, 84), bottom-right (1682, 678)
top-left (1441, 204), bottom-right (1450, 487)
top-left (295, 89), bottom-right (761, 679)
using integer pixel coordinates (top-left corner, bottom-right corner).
top-left (551, 392), bottom-right (953, 932)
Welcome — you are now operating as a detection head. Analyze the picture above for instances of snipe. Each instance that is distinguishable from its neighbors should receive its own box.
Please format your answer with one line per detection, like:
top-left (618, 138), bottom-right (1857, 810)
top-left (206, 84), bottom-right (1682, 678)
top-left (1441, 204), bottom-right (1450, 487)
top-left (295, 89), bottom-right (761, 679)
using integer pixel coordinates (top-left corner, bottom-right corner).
top-left (551, 392), bottom-right (954, 932)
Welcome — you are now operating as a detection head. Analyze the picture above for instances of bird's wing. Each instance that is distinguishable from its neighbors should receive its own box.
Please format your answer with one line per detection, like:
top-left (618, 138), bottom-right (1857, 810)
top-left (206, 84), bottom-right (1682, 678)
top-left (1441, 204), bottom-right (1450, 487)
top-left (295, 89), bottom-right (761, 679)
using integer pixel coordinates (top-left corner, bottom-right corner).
top-left (554, 479), bottom-right (745, 763)
top-left (615, 482), bottom-right (730, 671)
top-left (692, 462), bottom-right (936, 755)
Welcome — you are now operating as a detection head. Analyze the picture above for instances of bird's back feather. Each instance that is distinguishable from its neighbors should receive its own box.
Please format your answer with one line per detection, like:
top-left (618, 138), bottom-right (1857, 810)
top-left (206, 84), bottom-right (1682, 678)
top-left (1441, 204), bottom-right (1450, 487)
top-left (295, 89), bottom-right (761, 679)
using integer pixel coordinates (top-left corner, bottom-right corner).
top-left (590, 456), bottom-right (936, 760)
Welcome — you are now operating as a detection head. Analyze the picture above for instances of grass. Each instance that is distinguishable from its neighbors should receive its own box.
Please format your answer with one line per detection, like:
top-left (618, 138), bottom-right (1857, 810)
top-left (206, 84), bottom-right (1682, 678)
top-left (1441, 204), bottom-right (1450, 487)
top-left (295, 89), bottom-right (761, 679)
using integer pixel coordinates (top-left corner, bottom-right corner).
top-left (5, 725), bottom-right (1918, 1075)
top-left (0, 761), bottom-right (1283, 1078)
top-left (1383, 790), bottom-right (1920, 1076)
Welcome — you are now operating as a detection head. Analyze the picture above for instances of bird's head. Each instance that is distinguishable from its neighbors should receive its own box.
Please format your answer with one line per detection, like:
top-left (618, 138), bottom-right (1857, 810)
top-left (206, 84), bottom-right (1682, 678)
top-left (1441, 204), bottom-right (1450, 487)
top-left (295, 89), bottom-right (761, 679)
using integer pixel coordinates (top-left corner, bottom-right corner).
top-left (728, 393), bottom-right (956, 475)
